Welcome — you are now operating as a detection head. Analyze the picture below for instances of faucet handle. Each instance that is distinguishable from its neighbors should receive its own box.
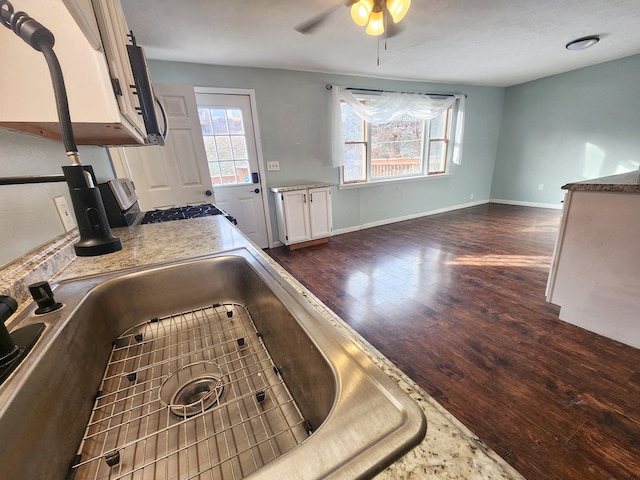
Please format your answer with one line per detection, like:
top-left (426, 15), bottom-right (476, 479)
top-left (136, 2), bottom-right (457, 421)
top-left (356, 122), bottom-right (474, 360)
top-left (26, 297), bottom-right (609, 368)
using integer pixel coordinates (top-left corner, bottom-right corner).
top-left (0, 294), bottom-right (46, 385)
top-left (28, 281), bottom-right (63, 314)
top-left (0, 295), bottom-right (20, 365)
top-left (0, 295), bottom-right (18, 318)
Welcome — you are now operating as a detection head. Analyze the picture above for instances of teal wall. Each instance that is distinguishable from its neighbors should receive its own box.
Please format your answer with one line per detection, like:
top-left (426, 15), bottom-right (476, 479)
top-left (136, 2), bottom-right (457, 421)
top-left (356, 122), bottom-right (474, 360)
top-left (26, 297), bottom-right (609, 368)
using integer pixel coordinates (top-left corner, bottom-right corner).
top-left (491, 55), bottom-right (640, 206)
top-left (3, 55), bottom-right (638, 267)
top-left (0, 128), bottom-right (113, 267)
top-left (148, 61), bottom-right (505, 238)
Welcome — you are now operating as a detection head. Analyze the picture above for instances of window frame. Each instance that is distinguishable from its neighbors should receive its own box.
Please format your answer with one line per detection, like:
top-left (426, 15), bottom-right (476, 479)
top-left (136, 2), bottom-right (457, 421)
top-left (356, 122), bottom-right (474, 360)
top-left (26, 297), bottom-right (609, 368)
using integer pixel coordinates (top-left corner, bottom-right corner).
top-left (340, 102), bottom-right (455, 187)
top-left (426, 107), bottom-right (452, 176)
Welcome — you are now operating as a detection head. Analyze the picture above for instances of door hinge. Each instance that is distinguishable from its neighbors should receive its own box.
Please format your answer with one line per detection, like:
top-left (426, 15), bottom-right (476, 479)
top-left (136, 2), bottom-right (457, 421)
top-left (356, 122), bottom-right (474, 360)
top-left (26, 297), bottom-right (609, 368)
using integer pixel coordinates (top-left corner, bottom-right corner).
top-left (111, 77), bottom-right (122, 96)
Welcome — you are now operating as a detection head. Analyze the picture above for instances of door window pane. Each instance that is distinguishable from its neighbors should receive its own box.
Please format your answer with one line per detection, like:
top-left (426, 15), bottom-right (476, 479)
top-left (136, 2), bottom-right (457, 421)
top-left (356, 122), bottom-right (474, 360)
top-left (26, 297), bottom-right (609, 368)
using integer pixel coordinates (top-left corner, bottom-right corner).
top-left (234, 161), bottom-right (251, 183)
top-left (203, 136), bottom-right (218, 161)
top-left (228, 109), bottom-right (244, 134)
top-left (231, 136), bottom-right (248, 160)
top-left (215, 136), bottom-right (233, 161)
top-left (199, 109), bottom-right (213, 135)
top-left (211, 109), bottom-right (229, 134)
top-left (208, 162), bottom-right (222, 185)
top-left (219, 161), bottom-right (236, 184)
top-left (199, 106), bottom-right (253, 185)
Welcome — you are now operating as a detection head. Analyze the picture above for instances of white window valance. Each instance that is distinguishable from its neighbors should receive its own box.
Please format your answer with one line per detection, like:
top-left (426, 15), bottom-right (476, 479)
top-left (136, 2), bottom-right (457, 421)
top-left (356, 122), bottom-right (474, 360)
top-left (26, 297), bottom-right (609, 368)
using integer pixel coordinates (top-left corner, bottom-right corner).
top-left (330, 85), bottom-right (466, 168)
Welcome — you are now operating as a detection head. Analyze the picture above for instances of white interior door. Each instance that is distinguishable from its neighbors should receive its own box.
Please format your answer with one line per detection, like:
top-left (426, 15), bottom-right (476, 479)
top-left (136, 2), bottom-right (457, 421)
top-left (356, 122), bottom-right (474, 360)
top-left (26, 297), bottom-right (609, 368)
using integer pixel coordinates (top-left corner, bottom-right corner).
top-left (194, 89), bottom-right (269, 248)
top-left (111, 83), bottom-right (214, 210)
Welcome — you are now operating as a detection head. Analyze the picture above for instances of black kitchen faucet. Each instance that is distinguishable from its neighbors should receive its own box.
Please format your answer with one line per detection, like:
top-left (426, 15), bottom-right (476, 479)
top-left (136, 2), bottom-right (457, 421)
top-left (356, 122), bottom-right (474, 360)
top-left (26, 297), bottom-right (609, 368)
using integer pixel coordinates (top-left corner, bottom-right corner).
top-left (0, 295), bottom-right (44, 386)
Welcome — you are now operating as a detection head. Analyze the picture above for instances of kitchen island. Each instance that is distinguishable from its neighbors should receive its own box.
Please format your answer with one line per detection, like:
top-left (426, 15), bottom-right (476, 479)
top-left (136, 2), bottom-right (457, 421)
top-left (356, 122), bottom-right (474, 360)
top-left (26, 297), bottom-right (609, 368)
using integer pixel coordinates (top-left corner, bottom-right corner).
top-left (1, 216), bottom-right (523, 479)
top-left (546, 171), bottom-right (640, 349)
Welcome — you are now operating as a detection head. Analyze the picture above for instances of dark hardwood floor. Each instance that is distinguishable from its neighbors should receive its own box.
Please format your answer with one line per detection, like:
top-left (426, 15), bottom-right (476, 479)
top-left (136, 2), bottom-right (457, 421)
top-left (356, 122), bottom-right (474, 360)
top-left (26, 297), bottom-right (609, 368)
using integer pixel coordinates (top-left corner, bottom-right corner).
top-left (267, 203), bottom-right (640, 480)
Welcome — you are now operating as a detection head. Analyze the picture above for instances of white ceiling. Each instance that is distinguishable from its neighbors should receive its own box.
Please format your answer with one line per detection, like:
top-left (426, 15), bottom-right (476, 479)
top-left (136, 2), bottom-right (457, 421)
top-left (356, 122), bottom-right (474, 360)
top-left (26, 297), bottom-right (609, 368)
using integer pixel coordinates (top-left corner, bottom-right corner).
top-left (120, 0), bottom-right (640, 87)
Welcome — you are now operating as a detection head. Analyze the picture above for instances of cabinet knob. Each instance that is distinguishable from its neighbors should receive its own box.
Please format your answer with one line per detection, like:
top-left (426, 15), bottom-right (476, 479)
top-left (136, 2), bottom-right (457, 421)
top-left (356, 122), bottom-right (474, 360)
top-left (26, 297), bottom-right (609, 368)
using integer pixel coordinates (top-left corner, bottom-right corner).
top-left (205, 190), bottom-right (212, 196)
top-left (250, 188), bottom-right (260, 194)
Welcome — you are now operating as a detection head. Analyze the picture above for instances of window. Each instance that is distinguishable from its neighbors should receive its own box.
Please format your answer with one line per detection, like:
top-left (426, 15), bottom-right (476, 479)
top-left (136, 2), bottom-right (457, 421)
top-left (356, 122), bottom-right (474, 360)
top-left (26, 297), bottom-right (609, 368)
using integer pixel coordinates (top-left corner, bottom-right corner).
top-left (198, 107), bottom-right (251, 185)
top-left (341, 102), bottom-right (453, 184)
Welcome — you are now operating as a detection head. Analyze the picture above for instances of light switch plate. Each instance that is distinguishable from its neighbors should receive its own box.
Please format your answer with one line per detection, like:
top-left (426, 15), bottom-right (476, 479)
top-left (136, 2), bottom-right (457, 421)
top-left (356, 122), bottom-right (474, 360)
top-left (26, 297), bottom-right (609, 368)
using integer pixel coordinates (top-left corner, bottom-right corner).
top-left (53, 195), bottom-right (76, 232)
top-left (267, 161), bottom-right (280, 171)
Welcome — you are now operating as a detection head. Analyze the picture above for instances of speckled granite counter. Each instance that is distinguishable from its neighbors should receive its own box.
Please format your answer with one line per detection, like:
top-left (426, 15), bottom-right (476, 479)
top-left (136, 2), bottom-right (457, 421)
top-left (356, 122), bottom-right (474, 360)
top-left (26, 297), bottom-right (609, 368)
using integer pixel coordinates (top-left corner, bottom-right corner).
top-left (563, 170), bottom-right (640, 192)
top-left (270, 183), bottom-right (333, 193)
top-left (2, 217), bottom-right (524, 479)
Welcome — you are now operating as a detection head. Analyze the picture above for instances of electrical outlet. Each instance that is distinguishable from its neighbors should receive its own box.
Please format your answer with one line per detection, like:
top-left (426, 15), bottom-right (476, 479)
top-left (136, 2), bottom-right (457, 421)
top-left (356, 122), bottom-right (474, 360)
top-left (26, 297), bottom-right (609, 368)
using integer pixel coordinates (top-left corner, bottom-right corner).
top-left (53, 196), bottom-right (76, 232)
top-left (538, 183), bottom-right (544, 191)
top-left (266, 161), bottom-right (280, 171)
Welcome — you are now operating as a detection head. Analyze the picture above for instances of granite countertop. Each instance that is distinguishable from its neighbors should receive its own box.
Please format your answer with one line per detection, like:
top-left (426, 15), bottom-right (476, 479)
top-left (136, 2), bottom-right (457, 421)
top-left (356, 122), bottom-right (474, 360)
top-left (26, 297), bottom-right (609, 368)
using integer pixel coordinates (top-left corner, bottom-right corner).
top-left (562, 171), bottom-right (640, 192)
top-left (3, 216), bottom-right (524, 479)
top-left (270, 183), bottom-right (333, 193)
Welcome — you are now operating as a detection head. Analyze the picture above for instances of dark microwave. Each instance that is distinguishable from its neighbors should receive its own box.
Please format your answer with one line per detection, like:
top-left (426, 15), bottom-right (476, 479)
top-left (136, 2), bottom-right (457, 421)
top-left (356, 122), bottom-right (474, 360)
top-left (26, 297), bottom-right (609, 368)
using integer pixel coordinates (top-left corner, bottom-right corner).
top-left (127, 41), bottom-right (166, 146)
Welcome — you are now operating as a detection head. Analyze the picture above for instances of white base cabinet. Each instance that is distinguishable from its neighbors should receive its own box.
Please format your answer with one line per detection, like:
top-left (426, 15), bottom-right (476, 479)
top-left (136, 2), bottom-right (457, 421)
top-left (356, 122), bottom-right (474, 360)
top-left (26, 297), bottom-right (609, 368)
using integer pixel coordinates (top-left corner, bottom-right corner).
top-left (546, 189), bottom-right (640, 349)
top-left (272, 185), bottom-right (332, 246)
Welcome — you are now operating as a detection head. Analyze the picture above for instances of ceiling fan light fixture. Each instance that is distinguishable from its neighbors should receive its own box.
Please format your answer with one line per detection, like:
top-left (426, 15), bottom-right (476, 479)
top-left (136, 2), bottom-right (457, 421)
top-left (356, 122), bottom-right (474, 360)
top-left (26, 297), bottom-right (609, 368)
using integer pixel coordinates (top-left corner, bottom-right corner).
top-left (386, 0), bottom-right (411, 23)
top-left (366, 9), bottom-right (385, 36)
top-left (351, 0), bottom-right (374, 27)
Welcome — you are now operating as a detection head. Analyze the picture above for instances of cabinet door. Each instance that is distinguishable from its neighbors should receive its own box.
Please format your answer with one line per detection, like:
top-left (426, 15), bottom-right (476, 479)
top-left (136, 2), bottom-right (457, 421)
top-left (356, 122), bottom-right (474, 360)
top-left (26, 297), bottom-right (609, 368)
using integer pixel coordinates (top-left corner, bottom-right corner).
top-left (112, 84), bottom-right (214, 210)
top-left (309, 187), bottom-right (332, 239)
top-left (91, 0), bottom-right (147, 137)
top-left (282, 191), bottom-right (311, 244)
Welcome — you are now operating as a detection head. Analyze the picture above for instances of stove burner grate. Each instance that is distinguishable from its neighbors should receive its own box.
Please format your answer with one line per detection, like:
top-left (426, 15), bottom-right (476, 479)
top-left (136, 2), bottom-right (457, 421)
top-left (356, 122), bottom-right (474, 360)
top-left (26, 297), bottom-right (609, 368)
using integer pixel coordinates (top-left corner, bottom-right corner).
top-left (140, 204), bottom-right (236, 225)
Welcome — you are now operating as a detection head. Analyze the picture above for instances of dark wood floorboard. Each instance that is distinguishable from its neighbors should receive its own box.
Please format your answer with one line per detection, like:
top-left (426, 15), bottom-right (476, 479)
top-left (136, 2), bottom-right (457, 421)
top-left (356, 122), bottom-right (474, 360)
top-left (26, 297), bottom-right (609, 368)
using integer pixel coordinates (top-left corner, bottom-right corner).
top-left (266, 203), bottom-right (640, 480)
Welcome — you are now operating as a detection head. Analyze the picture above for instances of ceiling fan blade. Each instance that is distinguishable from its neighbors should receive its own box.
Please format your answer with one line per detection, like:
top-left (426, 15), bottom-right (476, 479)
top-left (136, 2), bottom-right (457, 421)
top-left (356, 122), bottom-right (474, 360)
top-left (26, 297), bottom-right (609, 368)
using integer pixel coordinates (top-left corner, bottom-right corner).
top-left (295, 0), bottom-right (355, 34)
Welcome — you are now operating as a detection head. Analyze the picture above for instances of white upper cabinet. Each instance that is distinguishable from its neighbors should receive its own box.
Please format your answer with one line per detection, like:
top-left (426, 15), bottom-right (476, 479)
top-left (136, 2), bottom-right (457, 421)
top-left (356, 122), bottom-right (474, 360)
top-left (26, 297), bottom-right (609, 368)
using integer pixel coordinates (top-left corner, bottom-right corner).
top-left (0, 0), bottom-right (148, 145)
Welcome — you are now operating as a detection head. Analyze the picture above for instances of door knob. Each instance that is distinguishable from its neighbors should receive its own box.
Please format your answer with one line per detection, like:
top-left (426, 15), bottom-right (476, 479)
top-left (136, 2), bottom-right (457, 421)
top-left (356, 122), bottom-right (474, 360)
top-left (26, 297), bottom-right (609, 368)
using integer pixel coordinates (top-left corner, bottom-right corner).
top-left (205, 190), bottom-right (212, 196)
top-left (250, 188), bottom-right (260, 194)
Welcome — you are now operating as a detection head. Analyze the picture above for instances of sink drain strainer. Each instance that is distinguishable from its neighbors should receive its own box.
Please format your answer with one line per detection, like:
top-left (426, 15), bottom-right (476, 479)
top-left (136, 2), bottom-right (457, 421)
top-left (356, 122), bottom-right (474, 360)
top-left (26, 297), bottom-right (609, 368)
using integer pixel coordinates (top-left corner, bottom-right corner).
top-left (159, 361), bottom-right (225, 418)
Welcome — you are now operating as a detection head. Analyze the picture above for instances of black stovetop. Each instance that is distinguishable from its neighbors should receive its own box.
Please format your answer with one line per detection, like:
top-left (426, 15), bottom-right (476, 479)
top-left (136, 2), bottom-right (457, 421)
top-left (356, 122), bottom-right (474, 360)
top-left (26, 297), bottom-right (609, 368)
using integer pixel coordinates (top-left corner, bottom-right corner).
top-left (140, 204), bottom-right (236, 225)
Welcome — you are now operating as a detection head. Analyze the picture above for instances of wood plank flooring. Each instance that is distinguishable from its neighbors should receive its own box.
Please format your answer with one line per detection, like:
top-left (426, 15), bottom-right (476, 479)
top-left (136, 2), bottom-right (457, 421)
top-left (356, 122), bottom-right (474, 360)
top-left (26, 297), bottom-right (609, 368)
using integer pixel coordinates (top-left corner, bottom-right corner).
top-left (267, 203), bottom-right (640, 480)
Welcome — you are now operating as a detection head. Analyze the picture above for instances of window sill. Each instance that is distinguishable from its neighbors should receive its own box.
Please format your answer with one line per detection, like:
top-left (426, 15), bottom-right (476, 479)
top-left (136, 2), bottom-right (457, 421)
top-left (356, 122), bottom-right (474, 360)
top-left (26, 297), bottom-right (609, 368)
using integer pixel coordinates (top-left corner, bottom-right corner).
top-left (339, 173), bottom-right (452, 190)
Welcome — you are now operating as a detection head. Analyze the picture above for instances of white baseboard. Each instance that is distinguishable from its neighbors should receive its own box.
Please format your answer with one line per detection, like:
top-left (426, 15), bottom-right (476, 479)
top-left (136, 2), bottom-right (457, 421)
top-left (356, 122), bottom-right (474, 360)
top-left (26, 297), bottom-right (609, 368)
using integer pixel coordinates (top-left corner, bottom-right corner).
top-left (332, 199), bottom-right (490, 236)
top-left (490, 198), bottom-right (563, 210)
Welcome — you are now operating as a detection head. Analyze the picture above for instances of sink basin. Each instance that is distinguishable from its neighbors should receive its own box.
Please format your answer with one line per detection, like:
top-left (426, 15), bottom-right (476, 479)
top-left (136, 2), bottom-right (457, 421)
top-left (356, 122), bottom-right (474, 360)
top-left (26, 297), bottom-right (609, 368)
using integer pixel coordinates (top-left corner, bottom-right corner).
top-left (0, 248), bottom-right (426, 479)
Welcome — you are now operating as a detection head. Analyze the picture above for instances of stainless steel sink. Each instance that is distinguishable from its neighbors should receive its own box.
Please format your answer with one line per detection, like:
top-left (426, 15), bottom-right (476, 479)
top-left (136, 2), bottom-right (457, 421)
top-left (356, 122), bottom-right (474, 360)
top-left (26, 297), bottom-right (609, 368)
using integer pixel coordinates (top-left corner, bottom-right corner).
top-left (0, 248), bottom-right (426, 479)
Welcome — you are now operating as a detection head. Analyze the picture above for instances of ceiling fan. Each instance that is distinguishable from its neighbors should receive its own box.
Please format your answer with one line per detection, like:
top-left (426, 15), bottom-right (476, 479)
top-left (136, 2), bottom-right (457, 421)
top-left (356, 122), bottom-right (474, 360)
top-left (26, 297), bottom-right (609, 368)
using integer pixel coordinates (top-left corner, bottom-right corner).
top-left (295, 0), bottom-right (411, 37)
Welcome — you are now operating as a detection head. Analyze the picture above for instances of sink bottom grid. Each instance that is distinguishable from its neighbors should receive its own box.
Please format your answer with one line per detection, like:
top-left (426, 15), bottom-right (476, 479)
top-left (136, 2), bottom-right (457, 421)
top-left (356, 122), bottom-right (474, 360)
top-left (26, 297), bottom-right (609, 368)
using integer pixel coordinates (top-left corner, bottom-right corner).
top-left (72, 303), bottom-right (309, 480)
